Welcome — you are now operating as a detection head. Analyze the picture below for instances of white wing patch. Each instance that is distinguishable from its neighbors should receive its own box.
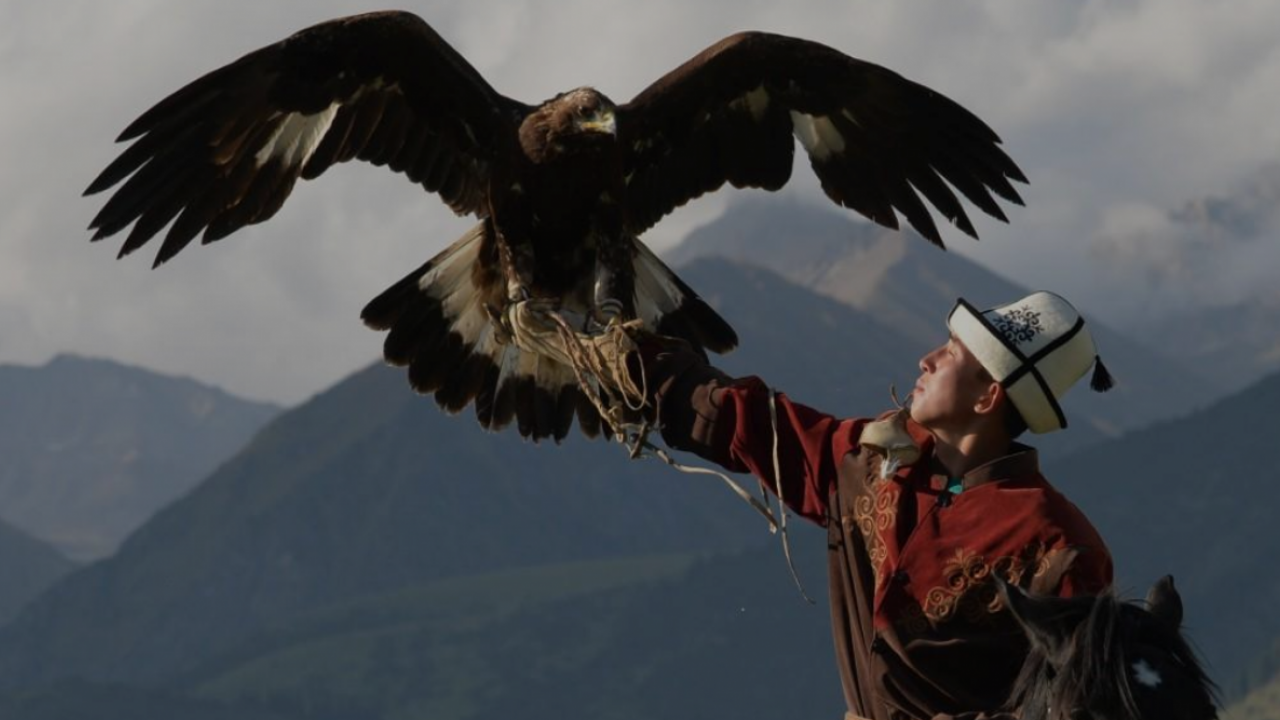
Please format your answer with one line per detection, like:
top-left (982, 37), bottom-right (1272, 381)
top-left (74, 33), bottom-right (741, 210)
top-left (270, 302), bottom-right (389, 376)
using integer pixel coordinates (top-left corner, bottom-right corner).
top-left (420, 224), bottom-right (489, 345)
top-left (253, 102), bottom-right (339, 168)
top-left (418, 224), bottom-right (485, 295)
top-left (730, 85), bottom-right (771, 122)
top-left (790, 111), bottom-right (846, 161)
top-left (1132, 659), bottom-right (1162, 688)
top-left (534, 351), bottom-right (575, 391)
top-left (492, 343), bottom-right (518, 388)
top-left (631, 241), bottom-right (686, 325)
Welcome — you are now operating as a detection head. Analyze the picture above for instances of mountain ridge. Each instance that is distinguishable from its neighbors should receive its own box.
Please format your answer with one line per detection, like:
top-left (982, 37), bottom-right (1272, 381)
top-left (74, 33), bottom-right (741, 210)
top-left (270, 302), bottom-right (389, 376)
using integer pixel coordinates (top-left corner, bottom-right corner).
top-left (0, 353), bottom-right (280, 561)
top-left (1054, 369), bottom-right (1280, 688)
top-left (0, 519), bottom-right (77, 627)
top-left (671, 197), bottom-right (1226, 436)
top-left (0, 199), bottom-right (1263, 717)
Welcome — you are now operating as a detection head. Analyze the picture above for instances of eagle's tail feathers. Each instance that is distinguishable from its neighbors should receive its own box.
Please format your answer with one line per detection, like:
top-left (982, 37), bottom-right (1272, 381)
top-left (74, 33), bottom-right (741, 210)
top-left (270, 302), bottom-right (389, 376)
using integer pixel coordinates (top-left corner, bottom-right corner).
top-left (365, 221), bottom-right (655, 441)
top-left (362, 221), bottom-right (507, 424)
top-left (435, 321), bottom-right (499, 413)
top-left (476, 344), bottom-right (517, 430)
top-left (361, 221), bottom-right (489, 331)
top-left (575, 385), bottom-right (603, 439)
top-left (631, 241), bottom-right (738, 354)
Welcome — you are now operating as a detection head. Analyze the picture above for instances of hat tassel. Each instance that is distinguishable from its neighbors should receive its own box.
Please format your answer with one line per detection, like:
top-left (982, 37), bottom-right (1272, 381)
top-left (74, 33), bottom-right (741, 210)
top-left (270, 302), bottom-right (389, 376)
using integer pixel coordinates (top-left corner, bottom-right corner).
top-left (1090, 355), bottom-right (1114, 392)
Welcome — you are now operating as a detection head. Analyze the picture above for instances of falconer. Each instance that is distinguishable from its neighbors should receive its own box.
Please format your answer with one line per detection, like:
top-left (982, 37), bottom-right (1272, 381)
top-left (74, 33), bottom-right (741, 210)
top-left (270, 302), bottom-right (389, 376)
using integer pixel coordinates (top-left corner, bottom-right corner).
top-left (514, 290), bottom-right (1115, 720)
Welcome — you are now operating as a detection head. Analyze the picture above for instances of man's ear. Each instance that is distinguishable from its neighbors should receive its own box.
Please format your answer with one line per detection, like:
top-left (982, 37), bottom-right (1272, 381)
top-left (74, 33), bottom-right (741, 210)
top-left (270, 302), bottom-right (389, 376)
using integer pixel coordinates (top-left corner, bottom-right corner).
top-left (973, 379), bottom-right (1004, 417)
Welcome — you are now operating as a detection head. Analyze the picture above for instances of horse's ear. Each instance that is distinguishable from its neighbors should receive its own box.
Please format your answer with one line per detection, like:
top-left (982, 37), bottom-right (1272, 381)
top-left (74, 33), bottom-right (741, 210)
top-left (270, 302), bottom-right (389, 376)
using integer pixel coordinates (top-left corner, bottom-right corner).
top-left (997, 578), bottom-right (1081, 654)
top-left (1146, 575), bottom-right (1183, 630)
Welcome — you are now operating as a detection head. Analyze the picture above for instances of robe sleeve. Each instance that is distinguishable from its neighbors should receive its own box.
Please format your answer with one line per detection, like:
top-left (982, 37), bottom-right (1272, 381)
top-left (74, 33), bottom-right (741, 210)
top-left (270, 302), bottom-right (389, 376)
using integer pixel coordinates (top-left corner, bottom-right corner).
top-left (1056, 542), bottom-right (1114, 597)
top-left (636, 339), bottom-right (863, 525)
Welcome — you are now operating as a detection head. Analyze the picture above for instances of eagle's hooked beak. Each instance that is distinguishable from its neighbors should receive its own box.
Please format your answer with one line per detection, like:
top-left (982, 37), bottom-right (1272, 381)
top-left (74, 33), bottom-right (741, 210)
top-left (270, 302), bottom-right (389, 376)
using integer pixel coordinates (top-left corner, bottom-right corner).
top-left (576, 109), bottom-right (617, 136)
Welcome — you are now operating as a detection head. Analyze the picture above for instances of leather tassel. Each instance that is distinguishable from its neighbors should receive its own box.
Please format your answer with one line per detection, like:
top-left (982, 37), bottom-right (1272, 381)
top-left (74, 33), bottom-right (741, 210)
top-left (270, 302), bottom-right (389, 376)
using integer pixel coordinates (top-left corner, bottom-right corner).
top-left (1090, 355), bottom-right (1114, 392)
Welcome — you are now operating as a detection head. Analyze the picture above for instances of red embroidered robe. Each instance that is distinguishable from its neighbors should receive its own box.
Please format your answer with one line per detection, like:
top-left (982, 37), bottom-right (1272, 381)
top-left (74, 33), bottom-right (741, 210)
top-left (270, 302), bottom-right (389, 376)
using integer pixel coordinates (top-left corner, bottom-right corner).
top-left (647, 353), bottom-right (1113, 720)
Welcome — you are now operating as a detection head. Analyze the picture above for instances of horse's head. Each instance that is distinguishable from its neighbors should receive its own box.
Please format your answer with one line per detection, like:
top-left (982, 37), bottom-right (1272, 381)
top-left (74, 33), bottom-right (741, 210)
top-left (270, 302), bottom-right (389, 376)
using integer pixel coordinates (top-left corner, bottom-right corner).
top-left (1000, 576), bottom-right (1218, 720)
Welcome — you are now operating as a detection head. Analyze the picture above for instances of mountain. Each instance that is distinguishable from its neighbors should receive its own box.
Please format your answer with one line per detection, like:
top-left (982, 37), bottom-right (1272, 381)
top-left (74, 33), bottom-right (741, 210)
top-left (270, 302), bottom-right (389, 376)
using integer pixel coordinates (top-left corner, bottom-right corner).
top-left (175, 542), bottom-right (841, 720)
top-left (0, 257), bottom-right (973, 693)
top-left (0, 543), bottom-right (839, 720)
top-left (0, 260), bottom-right (864, 688)
top-left (1225, 646), bottom-right (1280, 720)
top-left (0, 354), bottom-right (280, 561)
top-left (1053, 370), bottom-right (1280, 691)
top-left (1132, 294), bottom-right (1280, 394)
top-left (1092, 162), bottom-right (1280, 391)
top-left (670, 197), bottom-right (1228, 437)
top-left (1226, 638), bottom-right (1280, 719)
top-left (0, 519), bottom-right (77, 627)
top-left (0, 249), bottom-right (1252, 715)
top-left (0, 679), bottom-right (292, 720)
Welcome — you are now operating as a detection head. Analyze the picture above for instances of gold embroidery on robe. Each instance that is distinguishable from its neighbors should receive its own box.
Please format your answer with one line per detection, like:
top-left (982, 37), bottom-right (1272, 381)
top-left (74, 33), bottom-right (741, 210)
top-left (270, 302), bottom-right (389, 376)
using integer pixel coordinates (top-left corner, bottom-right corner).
top-left (896, 542), bottom-right (1067, 631)
top-left (854, 471), bottom-right (899, 590)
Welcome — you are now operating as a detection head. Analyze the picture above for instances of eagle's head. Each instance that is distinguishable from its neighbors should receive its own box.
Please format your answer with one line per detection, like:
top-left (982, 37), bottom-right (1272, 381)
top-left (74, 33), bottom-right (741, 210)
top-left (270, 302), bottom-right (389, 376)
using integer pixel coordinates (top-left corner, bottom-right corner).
top-left (519, 87), bottom-right (618, 163)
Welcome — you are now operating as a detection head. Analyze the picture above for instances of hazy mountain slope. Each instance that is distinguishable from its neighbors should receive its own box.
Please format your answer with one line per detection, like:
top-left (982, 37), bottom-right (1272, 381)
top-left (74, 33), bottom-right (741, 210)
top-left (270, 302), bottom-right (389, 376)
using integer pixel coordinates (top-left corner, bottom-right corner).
top-left (0, 520), bottom-right (77, 627)
top-left (670, 198), bottom-right (1227, 436)
top-left (0, 259), bottom-right (914, 689)
top-left (0, 363), bottom-right (745, 687)
top-left (1, 256), bottom-right (1267, 717)
top-left (1225, 661), bottom-right (1280, 720)
top-left (1054, 370), bottom-right (1280, 689)
top-left (1134, 295), bottom-right (1280, 394)
top-left (0, 679), bottom-right (292, 720)
top-left (181, 544), bottom-right (840, 720)
top-left (0, 355), bottom-right (280, 560)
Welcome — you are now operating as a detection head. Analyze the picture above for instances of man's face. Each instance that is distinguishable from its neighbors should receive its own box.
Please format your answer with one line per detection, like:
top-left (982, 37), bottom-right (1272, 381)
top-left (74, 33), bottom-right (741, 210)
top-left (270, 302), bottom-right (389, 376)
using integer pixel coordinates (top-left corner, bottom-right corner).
top-left (910, 334), bottom-right (996, 432)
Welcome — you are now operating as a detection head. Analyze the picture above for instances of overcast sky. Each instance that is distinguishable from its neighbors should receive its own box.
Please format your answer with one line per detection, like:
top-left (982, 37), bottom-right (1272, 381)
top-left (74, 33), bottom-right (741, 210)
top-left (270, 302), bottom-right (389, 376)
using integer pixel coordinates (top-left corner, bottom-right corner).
top-left (3, 0), bottom-right (1279, 405)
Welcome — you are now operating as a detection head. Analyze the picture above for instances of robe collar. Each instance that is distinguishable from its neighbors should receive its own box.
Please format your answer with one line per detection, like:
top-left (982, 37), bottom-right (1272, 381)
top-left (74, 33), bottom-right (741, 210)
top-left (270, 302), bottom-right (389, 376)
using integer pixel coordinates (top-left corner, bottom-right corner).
top-left (952, 442), bottom-right (1039, 490)
top-left (901, 418), bottom-right (1040, 491)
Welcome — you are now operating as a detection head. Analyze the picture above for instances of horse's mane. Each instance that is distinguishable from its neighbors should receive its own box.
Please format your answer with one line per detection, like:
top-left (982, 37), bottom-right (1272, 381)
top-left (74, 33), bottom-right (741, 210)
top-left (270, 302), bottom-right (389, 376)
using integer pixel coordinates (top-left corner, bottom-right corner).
top-left (1006, 591), bottom-right (1218, 720)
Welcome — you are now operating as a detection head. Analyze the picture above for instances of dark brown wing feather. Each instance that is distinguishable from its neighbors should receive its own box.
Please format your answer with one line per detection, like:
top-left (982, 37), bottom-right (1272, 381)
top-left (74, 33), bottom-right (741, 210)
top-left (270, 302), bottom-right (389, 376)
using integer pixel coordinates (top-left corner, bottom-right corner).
top-left (85, 11), bottom-right (529, 267)
top-left (619, 32), bottom-right (1026, 247)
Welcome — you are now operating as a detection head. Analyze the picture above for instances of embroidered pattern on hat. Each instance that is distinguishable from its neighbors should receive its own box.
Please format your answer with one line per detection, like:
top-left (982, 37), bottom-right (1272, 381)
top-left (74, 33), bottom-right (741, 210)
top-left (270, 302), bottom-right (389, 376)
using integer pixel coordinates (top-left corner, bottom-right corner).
top-left (992, 306), bottom-right (1044, 345)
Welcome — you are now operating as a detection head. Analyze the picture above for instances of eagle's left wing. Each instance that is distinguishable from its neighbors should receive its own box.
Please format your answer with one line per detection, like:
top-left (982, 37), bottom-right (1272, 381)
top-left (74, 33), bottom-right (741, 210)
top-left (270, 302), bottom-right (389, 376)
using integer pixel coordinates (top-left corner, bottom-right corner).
top-left (85, 11), bottom-right (529, 267)
top-left (618, 32), bottom-right (1026, 246)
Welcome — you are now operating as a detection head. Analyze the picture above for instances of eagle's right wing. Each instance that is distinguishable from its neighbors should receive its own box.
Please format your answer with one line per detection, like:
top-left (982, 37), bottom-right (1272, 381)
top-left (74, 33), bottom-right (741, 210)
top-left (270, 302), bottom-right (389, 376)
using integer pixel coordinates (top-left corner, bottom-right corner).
top-left (86, 11), bottom-right (529, 267)
top-left (619, 32), bottom-right (1026, 246)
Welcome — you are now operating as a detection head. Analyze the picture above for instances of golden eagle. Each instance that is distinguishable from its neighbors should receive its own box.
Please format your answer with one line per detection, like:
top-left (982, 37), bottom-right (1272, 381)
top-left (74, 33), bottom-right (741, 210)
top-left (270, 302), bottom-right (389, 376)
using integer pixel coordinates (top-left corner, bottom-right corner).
top-left (85, 11), bottom-right (1026, 441)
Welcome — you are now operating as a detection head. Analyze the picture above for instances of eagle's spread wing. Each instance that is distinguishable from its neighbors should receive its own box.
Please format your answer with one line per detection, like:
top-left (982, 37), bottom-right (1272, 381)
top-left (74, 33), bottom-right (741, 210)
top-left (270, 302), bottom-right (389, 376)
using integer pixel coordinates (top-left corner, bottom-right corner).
top-left (619, 32), bottom-right (1026, 245)
top-left (85, 11), bottom-right (528, 267)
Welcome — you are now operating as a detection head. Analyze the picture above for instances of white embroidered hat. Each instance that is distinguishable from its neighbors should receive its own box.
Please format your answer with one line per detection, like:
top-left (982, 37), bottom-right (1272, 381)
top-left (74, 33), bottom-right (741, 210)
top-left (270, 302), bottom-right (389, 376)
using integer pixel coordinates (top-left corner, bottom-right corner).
top-left (947, 291), bottom-right (1113, 434)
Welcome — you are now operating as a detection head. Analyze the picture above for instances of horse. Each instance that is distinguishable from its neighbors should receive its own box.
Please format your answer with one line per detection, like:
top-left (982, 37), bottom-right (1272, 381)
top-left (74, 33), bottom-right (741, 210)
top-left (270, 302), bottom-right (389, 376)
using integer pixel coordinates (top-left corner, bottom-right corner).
top-left (999, 575), bottom-right (1219, 720)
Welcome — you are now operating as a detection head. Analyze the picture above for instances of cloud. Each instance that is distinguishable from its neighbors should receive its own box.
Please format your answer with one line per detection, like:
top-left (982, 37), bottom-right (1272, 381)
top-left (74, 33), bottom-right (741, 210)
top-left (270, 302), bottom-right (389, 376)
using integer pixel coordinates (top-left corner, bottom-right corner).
top-left (1090, 163), bottom-right (1280, 321)
top-left (3, 0), bottom-right (1279, 403)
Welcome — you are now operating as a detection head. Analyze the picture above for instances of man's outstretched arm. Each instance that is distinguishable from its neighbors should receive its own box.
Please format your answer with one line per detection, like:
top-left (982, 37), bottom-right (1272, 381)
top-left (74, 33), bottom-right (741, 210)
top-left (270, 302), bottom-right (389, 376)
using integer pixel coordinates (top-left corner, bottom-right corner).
top-left (632, 336), bottom-right (864, 524)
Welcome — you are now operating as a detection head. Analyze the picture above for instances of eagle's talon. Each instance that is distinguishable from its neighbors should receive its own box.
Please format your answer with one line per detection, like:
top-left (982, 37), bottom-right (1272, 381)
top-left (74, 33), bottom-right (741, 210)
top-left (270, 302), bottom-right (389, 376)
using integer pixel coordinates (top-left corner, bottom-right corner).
top-left (508, 285), bottom-right (532, 304)
top-left (590, 298), bottom-right (624, 332)
top-left (486, 302), bottom-right (515, 345)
